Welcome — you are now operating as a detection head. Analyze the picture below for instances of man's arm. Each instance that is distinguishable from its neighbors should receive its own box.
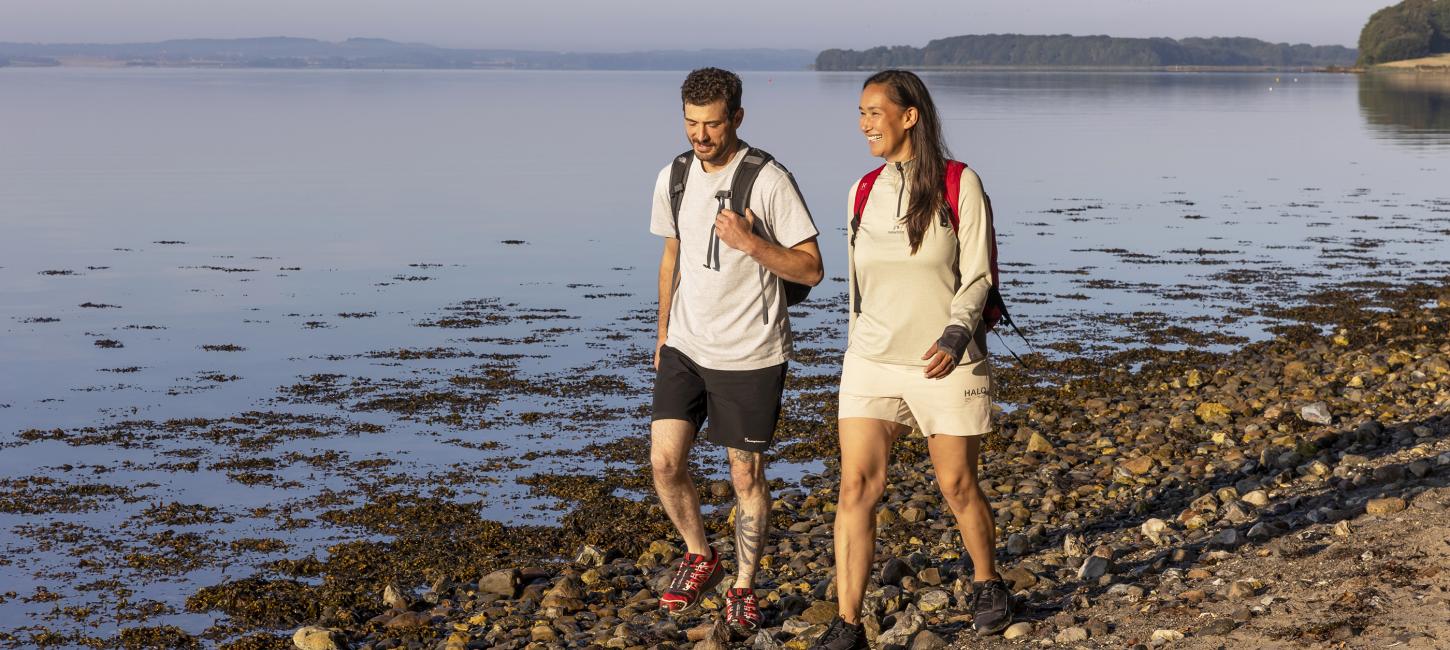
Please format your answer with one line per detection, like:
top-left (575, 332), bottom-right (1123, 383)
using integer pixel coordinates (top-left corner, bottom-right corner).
top-left (713, 208), bottom-right (824, 286)
top-left (655, 236), bottom-right (681, 369)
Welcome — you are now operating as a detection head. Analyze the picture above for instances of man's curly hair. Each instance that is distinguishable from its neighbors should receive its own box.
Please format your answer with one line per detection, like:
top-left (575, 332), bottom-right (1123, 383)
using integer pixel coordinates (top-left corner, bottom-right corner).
top-left (681, 67), bottom-right (742, 116)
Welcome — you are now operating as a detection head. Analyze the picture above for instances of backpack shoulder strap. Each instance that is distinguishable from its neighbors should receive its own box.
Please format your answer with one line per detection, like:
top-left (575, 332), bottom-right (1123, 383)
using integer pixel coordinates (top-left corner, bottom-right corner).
top-left (942, 159), bottom-right (967, 233)
top-left (850, 165), bottom-right (886, 246)
top-left (728, 144), bottom-right (772, 216)
top-left (667, 150), bottom-right (694, 237)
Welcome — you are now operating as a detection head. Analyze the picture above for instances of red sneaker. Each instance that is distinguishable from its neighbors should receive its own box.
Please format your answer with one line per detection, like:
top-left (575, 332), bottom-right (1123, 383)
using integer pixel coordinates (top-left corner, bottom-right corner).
top-left (724, 587), bottom-right (763, 634)
top-left (658, 546), bottom-right (724, 614)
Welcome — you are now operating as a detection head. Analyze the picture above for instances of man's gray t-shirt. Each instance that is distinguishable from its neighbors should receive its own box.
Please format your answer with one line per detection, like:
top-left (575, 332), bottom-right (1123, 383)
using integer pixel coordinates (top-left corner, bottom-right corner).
top-left (650, 146), bottom-right (819, 371)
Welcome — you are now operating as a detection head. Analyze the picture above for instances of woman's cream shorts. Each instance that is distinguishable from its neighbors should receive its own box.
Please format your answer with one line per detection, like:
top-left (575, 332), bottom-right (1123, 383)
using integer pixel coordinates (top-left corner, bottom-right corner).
top-left (838, 350), bottom-right (993, 437)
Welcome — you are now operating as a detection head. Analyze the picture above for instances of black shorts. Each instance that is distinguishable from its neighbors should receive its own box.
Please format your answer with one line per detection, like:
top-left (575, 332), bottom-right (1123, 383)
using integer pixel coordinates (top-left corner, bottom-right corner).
top-left (652, 345), bottom-right (787, 453)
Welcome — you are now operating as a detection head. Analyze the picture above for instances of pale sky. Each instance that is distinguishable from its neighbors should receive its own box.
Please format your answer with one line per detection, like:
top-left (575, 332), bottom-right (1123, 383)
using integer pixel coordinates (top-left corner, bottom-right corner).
top-left (0, 0), bottom-right (1391, 49)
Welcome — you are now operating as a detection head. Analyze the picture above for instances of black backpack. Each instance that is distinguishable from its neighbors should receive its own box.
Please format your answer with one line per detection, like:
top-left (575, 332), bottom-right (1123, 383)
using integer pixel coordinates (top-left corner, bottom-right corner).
top-left (667, 144), bottom-right (812, 307)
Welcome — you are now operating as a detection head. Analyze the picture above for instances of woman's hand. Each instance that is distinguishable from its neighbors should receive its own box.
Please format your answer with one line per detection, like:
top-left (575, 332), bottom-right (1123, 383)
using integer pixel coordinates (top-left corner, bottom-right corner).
top-left (921, 342), bottom-right (958, 379)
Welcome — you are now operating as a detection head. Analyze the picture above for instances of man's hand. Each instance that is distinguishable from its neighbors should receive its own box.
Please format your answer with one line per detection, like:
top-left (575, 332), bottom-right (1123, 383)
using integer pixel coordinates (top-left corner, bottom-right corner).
top-left (715, 208), bottom-right (759, 255)
top-left (654, 338), bottom-right (666, 370)
top-left (921, 342), bottom-right (958, 379)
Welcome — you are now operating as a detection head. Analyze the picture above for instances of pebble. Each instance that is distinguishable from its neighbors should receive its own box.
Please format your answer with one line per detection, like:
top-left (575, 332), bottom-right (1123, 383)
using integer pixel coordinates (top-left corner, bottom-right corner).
top-left (1333, 520), bottom-right (1353, 536)
top-left (1121, 456), bottom-right (1156, 476)
top-left (1151, 628), bottom-right (1185, 644)
top-left (881, 557), bottom-right (912, 586)
top-left (1001, 566), bottom-right (1038, 591)
top-left (1056, 626), bottom-right (1090, 643)
top-left (383, 611), bottom-right (432, 629)
top-left (876, 608), bottom-right (924, 647)
top-left (292, 626), bottom-right (345, 650)
top-left (1299, 402), bottom-right (1333, 425)
top-left (1366, 497), bottom-right (1407, 515)
top-left (916, 589), bottom-right (951, 612)
top-left (1003, 621), bottom-right (1034, 640)
top-left (800, 601), bottom-right (836, 625)
top-left (1211, 528), bottom-right (1241, 548)
top-left (1027, 431), bottom-right (1054, 453)
top-left (1078, 556), bottom-right (1110, 580)
top-left (1006, 533), bottom-right (1029, 555)
top-left (1241, 490), bottom-right (1271, 507)
top-left (1198, 617), bottom-right (1237, 636)
top-left (1063, 533), bottom-right (1087, 557)
top-left (575, 544), bottom-right (608, 567)
top-left (381, 583), bottom-right (409, 610)
top-left (478, 569), bottom-right (520, 598)
top-left (909, 629), bottom-right (948, 650)
top-left (1227, 580), bottom-right (1259, 599)
top-left (1141, 518), bottom-right (1168, 545)
top-left (1246, 522), bottom-right (1273, 541)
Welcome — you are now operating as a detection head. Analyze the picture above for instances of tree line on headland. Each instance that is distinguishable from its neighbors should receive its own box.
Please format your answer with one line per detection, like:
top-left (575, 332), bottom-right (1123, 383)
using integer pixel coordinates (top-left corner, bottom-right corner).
top-left (815, 34), bottom-right (1358, 70)
top-left (1358, 0), bottom-right (1450, 64)
top-left (4, 1), bottom-right (1448, 71)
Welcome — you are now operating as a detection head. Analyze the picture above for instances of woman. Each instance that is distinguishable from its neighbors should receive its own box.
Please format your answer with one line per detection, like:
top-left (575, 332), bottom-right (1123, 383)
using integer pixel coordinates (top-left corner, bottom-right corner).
top-left (813, 70), bottom-right (1012, 649)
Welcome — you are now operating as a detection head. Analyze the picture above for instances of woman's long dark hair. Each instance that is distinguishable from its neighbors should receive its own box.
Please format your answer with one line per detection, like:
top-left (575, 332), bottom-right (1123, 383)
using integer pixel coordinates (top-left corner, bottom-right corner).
top-left (864, 70), bottom-right (953, 254)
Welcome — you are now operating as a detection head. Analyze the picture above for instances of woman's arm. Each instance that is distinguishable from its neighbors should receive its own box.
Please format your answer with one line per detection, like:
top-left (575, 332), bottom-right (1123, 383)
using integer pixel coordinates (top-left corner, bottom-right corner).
top-left (927, 166), bottom-right (992, 372)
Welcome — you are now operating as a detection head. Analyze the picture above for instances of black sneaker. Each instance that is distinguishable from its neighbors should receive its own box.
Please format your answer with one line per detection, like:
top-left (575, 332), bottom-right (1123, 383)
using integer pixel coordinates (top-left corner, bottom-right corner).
top-left (812, 615), bottom-right (866, 650)
top-left (971, 578), bottom-right (1015, 635)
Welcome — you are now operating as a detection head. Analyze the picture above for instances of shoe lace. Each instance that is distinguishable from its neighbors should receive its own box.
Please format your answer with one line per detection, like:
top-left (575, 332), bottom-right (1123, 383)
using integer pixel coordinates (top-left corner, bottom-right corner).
top-left (972, 579), bottom-right (1005, 612)
top-left (729, 592), bottom-right (760, 622)
top-left (818, 618), bottom-right (848, 644)
top-left (668, 554), bottom-right (712, 591)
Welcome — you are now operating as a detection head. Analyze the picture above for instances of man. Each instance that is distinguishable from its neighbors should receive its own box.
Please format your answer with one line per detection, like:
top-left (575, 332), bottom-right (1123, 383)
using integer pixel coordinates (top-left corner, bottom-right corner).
top-left (648, 67), bottom-right (823, 635)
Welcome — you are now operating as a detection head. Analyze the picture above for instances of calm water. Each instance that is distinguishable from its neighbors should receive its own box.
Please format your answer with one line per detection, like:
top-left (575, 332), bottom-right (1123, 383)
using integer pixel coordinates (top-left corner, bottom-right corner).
top-left (0, 68), bottom-right (1447, 637)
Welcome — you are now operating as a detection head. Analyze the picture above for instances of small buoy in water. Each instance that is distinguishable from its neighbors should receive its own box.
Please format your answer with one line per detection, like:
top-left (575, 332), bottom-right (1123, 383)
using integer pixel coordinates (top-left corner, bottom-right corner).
top-left (1268, 87), bottom-right (1274, 91)
top-left (1275, 77), bottom-right (1280, 82)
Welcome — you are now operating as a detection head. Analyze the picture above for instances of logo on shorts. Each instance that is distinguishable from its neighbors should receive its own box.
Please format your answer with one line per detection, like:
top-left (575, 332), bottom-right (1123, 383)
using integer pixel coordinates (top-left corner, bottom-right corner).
top-left (963, 387), bottom-right (989, 398)
top-left (744, 438), bottom-right (766, 444)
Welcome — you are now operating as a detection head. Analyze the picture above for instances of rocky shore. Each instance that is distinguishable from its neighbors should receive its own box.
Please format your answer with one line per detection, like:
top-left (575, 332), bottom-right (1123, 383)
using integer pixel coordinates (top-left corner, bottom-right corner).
top-left (264, 282), bottom-right (1450, 650)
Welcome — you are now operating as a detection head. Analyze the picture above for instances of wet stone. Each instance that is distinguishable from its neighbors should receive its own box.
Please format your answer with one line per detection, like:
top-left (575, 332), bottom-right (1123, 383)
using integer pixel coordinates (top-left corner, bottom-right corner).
top-left (575, 544), bottom-right (608, 567)
top-left (292, 626), bottom-right (346, 650)
top-left (479, 569), bottom-right (520, 598)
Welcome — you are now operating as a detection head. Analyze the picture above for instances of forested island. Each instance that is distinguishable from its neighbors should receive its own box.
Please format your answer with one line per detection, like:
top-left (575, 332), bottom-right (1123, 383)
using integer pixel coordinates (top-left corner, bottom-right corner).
top-left (815, 34), bottom-right (1358, 70)
top-left (0, 37), bottom-right (814, 70)
top-left (1358, 0), bottom-right (1450, 65)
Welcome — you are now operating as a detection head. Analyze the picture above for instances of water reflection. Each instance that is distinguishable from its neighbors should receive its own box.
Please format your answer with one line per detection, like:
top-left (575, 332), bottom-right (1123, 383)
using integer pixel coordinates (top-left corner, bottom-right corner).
top-left (1359, 72), bottom-right (1450, 147)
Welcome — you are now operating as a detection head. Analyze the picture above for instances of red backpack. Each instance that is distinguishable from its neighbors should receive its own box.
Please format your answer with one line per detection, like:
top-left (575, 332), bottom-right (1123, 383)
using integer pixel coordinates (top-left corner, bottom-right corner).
top-left (850, 160), bottom-right (1028, 355)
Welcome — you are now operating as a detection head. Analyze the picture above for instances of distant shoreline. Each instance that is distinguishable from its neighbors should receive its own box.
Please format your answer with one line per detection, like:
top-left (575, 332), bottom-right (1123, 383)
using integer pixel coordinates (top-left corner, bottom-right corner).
top-left (0, 59), bottom-right (1367, 74)
top-left (813, 64), bottom-right (1364, 74)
